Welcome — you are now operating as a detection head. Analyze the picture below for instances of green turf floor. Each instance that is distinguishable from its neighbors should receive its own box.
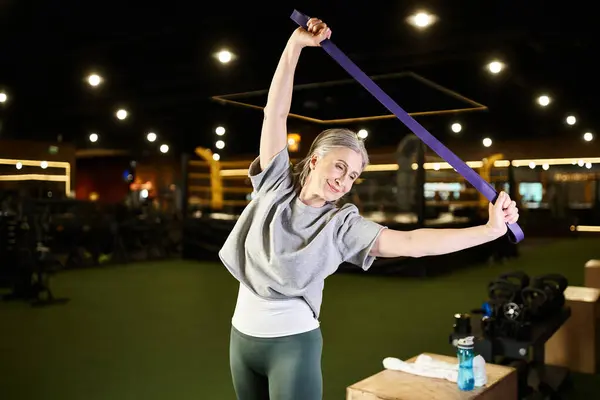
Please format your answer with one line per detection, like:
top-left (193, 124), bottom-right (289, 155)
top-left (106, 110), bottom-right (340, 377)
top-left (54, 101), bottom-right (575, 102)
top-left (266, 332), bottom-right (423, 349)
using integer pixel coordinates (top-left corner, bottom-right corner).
top-left (1, 237), bottom-right (599, 399)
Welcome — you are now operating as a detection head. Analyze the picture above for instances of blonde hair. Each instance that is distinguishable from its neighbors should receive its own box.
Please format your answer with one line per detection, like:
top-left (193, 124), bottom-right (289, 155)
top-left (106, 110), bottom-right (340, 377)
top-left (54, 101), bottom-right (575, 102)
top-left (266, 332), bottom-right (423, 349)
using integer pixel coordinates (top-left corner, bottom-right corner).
top-left (292, 128), bottom-right (369, 189)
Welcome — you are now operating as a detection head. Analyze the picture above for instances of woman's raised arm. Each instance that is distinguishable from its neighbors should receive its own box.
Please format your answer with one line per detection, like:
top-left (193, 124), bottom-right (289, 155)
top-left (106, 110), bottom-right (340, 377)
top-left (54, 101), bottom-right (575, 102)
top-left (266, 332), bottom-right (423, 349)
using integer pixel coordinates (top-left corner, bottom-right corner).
top-left (259, 18), bottom-right (331, 170)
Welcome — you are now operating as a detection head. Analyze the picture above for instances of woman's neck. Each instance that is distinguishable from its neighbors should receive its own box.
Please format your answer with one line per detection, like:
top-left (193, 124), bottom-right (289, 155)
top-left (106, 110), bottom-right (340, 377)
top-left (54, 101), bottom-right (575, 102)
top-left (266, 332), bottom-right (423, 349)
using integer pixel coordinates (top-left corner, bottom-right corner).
top-left (298, 185), bottom-right (326, 208)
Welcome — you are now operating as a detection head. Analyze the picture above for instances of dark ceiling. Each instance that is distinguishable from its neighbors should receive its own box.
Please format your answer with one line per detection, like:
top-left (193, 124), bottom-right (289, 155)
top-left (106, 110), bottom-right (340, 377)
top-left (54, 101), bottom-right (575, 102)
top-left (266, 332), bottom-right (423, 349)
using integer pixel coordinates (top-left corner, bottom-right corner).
top-left (0, 0), bottom-right (598, 157)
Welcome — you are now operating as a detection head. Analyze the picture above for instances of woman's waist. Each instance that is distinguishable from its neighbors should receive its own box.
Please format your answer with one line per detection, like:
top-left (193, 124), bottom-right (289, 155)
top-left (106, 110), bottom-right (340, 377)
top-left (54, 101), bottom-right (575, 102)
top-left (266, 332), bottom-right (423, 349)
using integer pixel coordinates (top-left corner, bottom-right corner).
top-left (232, 283), bottom-right (319, 337)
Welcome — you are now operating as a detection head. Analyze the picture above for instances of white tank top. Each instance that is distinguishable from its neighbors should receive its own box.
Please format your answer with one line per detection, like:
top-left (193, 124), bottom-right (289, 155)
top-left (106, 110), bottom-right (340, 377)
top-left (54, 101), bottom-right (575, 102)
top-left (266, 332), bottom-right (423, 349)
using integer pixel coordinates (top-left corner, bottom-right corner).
top-left (231, 283), bottom-right (320, 338)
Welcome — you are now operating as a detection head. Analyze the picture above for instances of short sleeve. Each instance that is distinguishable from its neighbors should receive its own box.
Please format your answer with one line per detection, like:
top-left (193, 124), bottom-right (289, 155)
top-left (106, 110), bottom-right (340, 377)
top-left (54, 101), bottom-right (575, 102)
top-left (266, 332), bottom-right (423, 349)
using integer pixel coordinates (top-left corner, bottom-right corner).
top-left (248, 148), bottom-right (294, 195)
top-left (336, 205), bottom-right (387, 271)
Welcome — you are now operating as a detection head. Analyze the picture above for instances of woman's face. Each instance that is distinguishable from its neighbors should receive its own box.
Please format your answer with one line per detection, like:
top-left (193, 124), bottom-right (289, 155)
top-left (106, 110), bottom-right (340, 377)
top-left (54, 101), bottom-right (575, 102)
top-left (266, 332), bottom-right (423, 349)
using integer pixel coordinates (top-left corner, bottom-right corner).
top-left (307, 147), bottom-right (363, 203)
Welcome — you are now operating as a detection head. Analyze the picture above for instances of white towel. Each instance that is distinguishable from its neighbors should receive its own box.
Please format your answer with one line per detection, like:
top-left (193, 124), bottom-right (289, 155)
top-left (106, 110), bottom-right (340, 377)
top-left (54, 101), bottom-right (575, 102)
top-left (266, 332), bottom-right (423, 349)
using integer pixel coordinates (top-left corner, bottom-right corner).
top-left (382, 354), bottom-right (487, 387)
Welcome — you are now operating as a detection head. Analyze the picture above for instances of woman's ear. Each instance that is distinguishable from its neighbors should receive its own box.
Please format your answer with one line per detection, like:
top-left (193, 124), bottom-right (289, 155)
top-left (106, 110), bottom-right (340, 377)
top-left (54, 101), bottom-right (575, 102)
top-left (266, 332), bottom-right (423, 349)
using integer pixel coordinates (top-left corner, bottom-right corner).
top-left (309, 154), bottom-right (318, 170)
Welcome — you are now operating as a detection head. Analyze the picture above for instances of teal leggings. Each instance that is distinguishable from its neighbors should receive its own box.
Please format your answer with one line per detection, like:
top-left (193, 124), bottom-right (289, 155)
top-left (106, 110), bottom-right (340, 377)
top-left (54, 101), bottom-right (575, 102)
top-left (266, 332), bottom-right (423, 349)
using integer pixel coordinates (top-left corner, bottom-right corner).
top-left (229, 326), bottom-right (323, 400)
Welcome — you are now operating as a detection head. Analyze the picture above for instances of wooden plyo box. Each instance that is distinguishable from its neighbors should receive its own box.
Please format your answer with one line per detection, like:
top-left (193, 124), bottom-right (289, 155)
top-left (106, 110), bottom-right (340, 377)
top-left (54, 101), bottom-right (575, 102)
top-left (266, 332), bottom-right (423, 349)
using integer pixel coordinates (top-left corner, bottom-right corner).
top-left (346, 353), bottom-right (517, 400)
top-left (545, 286), bottom-right (600, 374)
top-left (585, 259), bottom-right (600, 290)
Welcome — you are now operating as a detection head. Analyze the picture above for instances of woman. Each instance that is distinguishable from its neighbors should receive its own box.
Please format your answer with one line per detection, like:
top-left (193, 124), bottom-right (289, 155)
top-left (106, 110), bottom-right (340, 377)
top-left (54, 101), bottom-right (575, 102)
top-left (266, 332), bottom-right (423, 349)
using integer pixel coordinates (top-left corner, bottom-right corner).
top-left (219, 17), bottom-right (519, 400)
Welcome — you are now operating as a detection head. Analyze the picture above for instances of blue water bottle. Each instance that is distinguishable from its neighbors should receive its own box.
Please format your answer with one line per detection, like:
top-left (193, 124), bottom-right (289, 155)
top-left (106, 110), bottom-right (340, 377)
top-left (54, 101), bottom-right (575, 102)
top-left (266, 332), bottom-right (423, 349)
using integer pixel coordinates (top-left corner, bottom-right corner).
top-left (457, 336), bottom-right (475, 391)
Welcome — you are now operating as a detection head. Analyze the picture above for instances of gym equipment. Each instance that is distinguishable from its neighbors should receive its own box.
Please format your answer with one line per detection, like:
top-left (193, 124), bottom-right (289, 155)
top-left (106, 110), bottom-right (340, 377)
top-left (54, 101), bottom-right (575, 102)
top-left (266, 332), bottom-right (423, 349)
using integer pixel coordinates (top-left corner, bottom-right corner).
top-left (0, 213), bottom-right (20, 289)
top-left (1, 210), bottom-right (69, 307)
top-left (477, 271), bottom-right (568, 340)
top-left (522, 274), bottom-right (567, 320)
top-left (449, 271), bottom-right (571, 398)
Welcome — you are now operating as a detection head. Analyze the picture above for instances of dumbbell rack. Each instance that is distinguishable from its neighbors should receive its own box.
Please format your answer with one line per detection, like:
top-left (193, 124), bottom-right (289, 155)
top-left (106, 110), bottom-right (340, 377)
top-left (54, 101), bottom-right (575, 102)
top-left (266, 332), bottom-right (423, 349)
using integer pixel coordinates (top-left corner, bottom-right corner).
top-left (450, 306), bottom-right (571, 398)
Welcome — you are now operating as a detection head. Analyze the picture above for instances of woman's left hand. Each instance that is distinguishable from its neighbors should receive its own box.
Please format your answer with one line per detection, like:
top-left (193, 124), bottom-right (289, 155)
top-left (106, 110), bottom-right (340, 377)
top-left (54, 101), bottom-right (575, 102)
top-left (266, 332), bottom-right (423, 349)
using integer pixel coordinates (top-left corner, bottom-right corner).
top-left (486, 191), bottom-right (519, 237)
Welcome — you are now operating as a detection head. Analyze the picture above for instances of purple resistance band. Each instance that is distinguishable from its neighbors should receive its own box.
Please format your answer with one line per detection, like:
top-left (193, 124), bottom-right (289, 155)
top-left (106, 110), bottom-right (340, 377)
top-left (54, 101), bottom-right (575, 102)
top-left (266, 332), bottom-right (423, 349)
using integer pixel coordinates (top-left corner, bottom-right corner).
top-left (290, 10), bottom-right (524, 243)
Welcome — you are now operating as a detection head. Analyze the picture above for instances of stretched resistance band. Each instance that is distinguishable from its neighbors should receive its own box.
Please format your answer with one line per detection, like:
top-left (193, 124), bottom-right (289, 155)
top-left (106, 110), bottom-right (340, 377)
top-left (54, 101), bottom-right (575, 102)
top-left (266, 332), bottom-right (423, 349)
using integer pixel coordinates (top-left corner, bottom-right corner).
top-left (290, 9), bottom-right (524, 243)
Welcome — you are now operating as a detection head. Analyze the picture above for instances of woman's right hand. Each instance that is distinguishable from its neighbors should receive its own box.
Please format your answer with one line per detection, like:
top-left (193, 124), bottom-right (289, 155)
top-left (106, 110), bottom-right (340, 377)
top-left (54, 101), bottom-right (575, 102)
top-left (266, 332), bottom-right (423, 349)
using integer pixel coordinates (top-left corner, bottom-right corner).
top-left (290, 17), bottom-right (331, 48)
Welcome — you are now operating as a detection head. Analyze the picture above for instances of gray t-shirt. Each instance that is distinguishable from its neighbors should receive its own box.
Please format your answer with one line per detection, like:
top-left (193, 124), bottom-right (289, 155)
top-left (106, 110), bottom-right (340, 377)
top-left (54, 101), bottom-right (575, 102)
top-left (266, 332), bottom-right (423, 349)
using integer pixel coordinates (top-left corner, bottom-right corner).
top-left (219, 148), bottom-right (386, 318)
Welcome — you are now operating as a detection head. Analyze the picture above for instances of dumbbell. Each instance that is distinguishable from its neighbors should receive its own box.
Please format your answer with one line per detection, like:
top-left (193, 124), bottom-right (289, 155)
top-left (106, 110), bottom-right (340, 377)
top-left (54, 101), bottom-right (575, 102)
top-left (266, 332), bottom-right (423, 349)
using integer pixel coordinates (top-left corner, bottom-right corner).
top-left (478, 271), bottom-right (531, 338)
top-left (487, 271), bottom-right (530, 313)
top-left (496, 271), bottom-right (530, 304)
top-left (521, 274), bottom-right (568, 320)
top-left (533, 274), bottom-right (567, 313)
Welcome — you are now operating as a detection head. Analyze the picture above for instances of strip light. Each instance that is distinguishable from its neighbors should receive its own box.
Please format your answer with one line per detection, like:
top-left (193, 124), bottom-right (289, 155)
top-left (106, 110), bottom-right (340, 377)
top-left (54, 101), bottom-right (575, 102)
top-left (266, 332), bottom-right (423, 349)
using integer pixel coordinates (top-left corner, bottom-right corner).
top-left (216, 156), bottom-right (599, 177)
top-left (0, 158), bottom-right (71, 195)
top-left (570, 225), bottom-right (600, 233)
top-left (0, 174), bottom-right (69, 182)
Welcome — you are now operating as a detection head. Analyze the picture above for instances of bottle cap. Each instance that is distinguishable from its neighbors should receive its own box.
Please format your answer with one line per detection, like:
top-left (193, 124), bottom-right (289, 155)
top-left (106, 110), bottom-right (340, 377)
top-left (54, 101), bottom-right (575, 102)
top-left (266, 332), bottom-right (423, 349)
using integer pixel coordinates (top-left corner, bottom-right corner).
top-left (457, 335), bottom-right (475, 348)
top-left (453, 313), bottom-right (472, 334)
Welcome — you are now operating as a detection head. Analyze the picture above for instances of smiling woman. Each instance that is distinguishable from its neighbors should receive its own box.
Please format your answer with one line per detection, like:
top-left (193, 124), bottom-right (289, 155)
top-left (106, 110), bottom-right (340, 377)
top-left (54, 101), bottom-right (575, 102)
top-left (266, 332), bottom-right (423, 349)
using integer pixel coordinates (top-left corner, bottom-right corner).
top-left (217, 15), bottom-right (520, 400)
top-left (292, 128), bottom-right (368, 206)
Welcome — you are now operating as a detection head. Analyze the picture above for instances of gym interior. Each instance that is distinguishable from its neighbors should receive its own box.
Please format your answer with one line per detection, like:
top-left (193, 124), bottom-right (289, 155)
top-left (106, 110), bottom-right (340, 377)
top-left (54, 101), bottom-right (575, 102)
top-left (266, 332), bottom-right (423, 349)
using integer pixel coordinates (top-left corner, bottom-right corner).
top-left (2, 5), bottom-right (600, 400)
